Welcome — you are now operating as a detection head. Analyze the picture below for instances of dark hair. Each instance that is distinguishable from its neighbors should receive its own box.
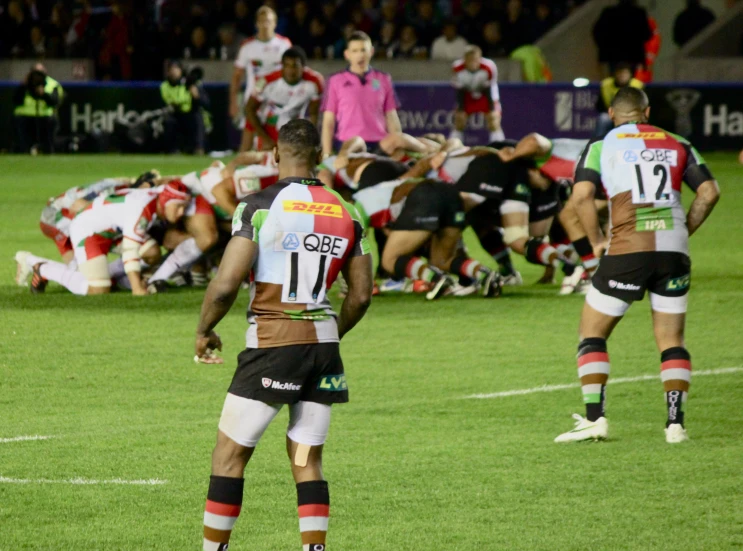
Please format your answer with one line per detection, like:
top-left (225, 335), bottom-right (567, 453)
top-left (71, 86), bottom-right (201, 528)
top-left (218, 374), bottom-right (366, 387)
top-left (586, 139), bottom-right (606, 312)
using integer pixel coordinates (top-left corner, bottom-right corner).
top-left (282, 46), bottom-right (307, 66)
top-left (277, 119), bottom-right (320, 161)
top-left (611, 86), bottom-right (649, 111)
top-left (612, 61), bottom-right (634, 73)
top-left (347, 30), bottom-right (372, 46)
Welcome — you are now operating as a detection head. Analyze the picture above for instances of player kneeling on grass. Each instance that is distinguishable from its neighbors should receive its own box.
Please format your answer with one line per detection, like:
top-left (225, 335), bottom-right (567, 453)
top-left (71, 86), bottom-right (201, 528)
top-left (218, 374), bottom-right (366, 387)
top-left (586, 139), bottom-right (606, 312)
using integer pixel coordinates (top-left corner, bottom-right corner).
top-left (554, 88), bottom-right (720, 444)
top-left (194, 120), bottom-right (372, 551)
top-left (16, 181), bottom-right (191, 296)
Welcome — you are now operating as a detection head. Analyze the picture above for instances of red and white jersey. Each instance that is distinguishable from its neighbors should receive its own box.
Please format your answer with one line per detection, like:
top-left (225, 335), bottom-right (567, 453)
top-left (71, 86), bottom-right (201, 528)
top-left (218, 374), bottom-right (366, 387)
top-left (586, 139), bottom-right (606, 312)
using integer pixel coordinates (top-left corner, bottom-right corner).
top-left (451, 57), bottom-right (500, 102)
top-left (252, 68), bottom-right (324, 129)
top-left (234, 34), bottom-right (292, 95)
top-left (233, 159), bottom-right (279, 196)
top-left (70, 189), bottom-right (160, 245)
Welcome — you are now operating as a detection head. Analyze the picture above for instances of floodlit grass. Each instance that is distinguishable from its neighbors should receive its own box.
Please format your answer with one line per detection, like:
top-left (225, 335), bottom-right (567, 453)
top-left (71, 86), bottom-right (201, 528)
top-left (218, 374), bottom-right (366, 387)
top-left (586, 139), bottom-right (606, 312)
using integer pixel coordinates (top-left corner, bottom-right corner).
top-left (1, 154), bottom-right (742, 550)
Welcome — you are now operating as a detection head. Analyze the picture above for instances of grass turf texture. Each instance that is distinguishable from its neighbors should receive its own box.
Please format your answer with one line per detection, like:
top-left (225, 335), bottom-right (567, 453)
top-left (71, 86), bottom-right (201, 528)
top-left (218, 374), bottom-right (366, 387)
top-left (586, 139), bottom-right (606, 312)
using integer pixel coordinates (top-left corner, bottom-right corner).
top-left (1, 154), bottom-right (742, 551)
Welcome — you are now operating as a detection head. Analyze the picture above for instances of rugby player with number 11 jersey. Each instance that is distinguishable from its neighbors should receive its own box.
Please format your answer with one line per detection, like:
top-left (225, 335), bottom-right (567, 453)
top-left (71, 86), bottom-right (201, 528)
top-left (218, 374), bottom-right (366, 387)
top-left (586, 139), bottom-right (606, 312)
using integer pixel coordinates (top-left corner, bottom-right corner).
top-left (555, 88), bottom-right (720, 444)
top-left (196, 120), bottom-right (372, 551)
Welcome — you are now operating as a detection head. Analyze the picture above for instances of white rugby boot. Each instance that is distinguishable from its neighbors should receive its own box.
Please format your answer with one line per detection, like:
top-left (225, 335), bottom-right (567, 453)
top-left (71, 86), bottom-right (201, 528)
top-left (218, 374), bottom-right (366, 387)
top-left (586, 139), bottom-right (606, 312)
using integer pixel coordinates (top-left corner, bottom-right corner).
top-left (426, 275), bottom-right (455, 300)
top-left (559, 266), bottom-right (585, 295)
top-left (665, 424), bottom-right (689, 443)
top-left (554, 414), bottom-right (608, 443)
top-left (15, 251), bottom-right (32, 286)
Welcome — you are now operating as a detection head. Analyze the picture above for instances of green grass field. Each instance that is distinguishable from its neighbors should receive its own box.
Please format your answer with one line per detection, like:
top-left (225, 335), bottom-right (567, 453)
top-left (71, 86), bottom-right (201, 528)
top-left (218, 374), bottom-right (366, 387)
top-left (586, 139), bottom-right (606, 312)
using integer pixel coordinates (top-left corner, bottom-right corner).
top-left (1, 154), bottom-right (742, 550)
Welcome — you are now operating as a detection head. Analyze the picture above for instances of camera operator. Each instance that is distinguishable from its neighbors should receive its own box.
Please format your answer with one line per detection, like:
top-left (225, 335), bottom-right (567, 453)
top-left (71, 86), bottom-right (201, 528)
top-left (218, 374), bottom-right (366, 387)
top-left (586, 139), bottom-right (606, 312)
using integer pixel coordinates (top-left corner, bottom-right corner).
top-left (13, 63), bottom-right (64, 154)
top-left (160, 61), bottom-right (210, 155)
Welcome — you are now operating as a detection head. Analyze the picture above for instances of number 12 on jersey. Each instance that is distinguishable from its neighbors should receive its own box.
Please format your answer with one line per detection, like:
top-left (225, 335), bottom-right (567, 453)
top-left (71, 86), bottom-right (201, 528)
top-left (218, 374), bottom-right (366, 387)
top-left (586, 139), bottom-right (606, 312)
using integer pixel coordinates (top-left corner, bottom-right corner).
top-left (632, 163), bottom-right (672, 204)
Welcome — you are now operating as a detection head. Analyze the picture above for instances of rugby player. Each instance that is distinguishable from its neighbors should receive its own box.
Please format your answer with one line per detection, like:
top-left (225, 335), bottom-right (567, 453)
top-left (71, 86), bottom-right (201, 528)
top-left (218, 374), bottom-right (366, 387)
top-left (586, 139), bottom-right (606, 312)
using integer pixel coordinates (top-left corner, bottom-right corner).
top-left (555, 88), bottom-right (720, 444)
top-left (148, 155), bottom-right (279, 291)
top-left (353, 173), bottom-right (502, 300)
top-left (229, 6), bottom-right (292, 152)
top-left (38, 171), bottom-right (159, 265)
top-left (196, 120), bottom-right (372, 551)
top-left (450, 46), bottom-right (505, 144)
top-left (245, 47), bottom-right (324, 151)
top-left (16, 181), bottom-right (191, 296)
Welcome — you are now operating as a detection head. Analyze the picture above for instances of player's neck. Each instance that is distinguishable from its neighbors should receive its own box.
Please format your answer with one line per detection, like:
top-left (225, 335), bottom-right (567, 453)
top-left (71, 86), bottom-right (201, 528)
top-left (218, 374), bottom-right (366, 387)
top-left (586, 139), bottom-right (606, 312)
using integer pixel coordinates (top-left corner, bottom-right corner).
top-left (279, 164), bottom-right (315, 181)
top-left (349, 64), bottom-right (370, 76)
top-left (256, 32), bottom-right (274, 42)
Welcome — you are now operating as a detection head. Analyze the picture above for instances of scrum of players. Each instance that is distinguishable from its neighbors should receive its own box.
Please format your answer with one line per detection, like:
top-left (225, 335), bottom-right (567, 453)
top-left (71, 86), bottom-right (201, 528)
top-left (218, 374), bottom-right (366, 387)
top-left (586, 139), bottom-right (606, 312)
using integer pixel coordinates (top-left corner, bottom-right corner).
top-left (14, 128), bottom-right (603, 301)
top-left (14, 45), bottom-right (604, 300)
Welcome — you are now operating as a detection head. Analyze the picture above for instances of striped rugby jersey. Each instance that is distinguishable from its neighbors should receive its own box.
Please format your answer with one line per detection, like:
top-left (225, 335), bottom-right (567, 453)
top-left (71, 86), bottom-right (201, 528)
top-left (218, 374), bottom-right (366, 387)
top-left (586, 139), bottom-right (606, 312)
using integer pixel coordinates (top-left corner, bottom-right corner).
top-left (575, 123), bottom-right (713, 256)
top-left (232, 177), bottom-right (370, 349)
top-left (352, 178), bottom-right (424, 229)
top-left (535, 138), bottom-right (588, 183)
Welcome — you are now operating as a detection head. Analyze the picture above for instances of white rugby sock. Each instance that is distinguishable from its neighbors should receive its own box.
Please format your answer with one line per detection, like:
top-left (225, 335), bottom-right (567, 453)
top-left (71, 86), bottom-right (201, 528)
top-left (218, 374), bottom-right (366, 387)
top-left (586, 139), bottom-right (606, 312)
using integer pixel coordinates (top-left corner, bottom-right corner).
top-left (149, 238), bottom-right (203, 282)
top-left (38, 259), bottom-right (89, 295)
top-left (449, 129), bottom-right (464, 141)
top-left (489, 129), bottom-right (505, 142)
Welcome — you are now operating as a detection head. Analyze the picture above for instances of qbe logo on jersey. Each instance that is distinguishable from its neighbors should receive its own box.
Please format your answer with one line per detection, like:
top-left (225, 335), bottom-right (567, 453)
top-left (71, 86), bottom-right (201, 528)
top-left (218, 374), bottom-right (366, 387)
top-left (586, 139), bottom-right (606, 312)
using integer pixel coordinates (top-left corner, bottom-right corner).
top-left (283, 200), bottom-right (342, 218)
top-left (276, 232), bottom-right (349, 258)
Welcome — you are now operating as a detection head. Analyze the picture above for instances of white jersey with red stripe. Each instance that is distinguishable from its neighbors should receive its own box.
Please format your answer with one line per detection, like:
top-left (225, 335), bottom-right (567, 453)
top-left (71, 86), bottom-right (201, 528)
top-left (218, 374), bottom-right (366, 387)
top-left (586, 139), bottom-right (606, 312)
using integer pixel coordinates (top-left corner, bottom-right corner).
top-left (70, 189), bottom-right (160, 246)
top-left (252, 68), bottom-right (324, 129)
top-left (182, 163), bottom-right (227, 206)
top-left (451, 57), bottom-right (500, 102)
top-left (234, 35), bottom-right (292, 96)
top-left (537, 138), bottom-right (589, 184)
top-left (233, 162), bottom-right (279, 197)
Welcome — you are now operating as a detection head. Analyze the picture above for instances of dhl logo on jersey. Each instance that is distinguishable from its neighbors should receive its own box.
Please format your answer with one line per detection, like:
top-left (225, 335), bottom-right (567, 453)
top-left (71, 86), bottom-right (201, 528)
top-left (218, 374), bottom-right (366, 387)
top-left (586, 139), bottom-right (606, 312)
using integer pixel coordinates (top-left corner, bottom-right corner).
top-left (283, 201), bottom-right (342, 218)
top-left (617, 132), bottom-right (667, 140)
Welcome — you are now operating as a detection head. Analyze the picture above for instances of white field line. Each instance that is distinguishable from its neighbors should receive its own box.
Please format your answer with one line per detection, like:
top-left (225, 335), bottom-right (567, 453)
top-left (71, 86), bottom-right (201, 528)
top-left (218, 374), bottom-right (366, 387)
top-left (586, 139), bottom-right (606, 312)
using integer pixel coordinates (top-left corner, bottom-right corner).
top-left (465, 367), bottom-right (743, 399)
top-left (0, 476), bottom-right (167, 485)
top-left (0, 435), bottom-right (56, 444)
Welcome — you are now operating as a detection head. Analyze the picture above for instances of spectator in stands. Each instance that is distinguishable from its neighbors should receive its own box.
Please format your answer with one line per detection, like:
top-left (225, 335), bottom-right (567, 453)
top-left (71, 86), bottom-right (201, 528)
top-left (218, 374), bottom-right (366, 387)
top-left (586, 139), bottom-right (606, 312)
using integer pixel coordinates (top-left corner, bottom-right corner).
top-left (673, 0), bottom-right (716, 47)
top-left (395, 25), bottom-right (428, 58)
top-left (97, 1), bottom-right (132, 80)
top-left (459, 0), bottom-right (486, 44)
top-left (408, 0), bottom-right (441, 48)
top-left (217, 24), bottom-right (241, 61)
top-left (184, 26), bottom-right (212, 60)
top-left (431, 22), bottom-right (468, 60)
top-left (304, 17), bottom-right (334, 60)
top-left (361, 0), bottom-right (381, 25)
top-left (530, 1), bottom-right (554, 42)
top-left (479, 21), bottom-right (507, 58)
top-left (1, 0), bottom-right (31, 57)
top-left (502, 0), bottom-right (531, 53)
top-left (593, 0), bottom-right (651, 74)
top-left (334, 23), bottom-right (356, 59)
top-left (233, 0), bottom-right (252, 37)
top-left (379, 0), bottom-right (398, 26)
top-left (65, 0), bottom-right (92, 58)
top-left (374, 21), bottom-right (398, 59)
top-left (349, 5), bottom-right (375, 35)
top-left (286, 0), bottom-right (310, 41)
top-left (44, 3), bottom-right (70, 58)
top-left (594, 61), bottom-right (643, 136)
top-left (28, 24), bottom-right (46, 57)
top-left (161, 61), bottom-right (207, 155)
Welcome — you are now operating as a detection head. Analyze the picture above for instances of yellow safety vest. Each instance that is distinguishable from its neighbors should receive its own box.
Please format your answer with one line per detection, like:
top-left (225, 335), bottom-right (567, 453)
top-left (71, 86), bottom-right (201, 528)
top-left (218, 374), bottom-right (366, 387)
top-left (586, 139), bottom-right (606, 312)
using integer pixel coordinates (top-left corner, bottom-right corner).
top-left (14, 76), bottom-right (63, 117)
top-left (160, 81), bottom-right (192, 113)
top-left (600, 77), bottom-right (644, 110)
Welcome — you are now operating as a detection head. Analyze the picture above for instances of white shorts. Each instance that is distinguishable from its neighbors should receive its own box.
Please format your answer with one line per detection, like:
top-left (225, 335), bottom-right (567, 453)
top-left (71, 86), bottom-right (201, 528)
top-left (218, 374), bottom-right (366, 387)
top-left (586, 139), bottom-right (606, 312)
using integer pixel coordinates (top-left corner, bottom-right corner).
top-left (586, 286), bottom-right (688, 317)
top-left (218, 393), bottom-right (332, 448)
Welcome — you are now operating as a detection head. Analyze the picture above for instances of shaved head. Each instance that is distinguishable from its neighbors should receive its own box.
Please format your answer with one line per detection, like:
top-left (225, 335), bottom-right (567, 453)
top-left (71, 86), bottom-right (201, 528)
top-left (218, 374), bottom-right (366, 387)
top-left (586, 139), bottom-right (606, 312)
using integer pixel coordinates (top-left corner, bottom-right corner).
top-left (610, 87), bottom-right (650, 125)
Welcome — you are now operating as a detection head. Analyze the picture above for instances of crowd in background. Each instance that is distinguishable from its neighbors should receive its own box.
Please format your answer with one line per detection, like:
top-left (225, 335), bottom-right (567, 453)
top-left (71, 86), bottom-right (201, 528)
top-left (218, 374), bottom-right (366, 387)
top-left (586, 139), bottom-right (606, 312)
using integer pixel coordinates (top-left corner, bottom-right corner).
top-left (0, 0), bottom-right (587, 80)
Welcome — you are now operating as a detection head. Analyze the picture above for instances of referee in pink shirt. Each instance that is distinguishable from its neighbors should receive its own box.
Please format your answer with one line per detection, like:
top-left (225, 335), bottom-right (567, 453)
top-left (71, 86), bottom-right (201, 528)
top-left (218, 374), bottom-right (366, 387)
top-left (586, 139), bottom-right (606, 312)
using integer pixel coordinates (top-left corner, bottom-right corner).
top-left (321, 31), bottom-right (402, 158)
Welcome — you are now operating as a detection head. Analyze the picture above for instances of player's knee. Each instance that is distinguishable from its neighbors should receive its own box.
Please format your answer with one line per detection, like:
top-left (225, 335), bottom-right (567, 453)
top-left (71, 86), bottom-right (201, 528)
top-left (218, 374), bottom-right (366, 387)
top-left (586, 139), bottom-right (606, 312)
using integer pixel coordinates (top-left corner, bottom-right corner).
top-left (195, 230), bottom-right (218, 252)
top-left (86, 285), bottom-right (110, 295)
top-left (140, 238), bottom-right (161, 265)
top-left (381, 251), bottom-right (398, 276)
top-left (503, 225), bottom-right (529, 250)
top-left (212, 433), bottom-right (253, 475)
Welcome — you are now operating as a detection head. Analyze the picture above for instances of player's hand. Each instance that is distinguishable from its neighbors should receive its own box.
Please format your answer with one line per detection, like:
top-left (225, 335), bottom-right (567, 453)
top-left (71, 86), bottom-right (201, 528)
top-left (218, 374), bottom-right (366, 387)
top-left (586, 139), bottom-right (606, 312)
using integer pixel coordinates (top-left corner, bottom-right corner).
top-left (229, 99), bottom-right (239, 119)
top-left (195, 332), bottom-right (224, 364)
top-left (593, 240), bottom-right (608, 259)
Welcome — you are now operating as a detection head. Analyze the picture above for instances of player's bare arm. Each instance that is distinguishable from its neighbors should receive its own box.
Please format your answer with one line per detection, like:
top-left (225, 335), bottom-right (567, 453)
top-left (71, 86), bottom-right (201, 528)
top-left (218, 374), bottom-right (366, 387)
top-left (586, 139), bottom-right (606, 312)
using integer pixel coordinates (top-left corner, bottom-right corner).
top-left (385, 110), bottom-right (402, 134)
top-left (307, 99), bottom-right (320, 126)
top-left (498, 133), bottom-right (551, 162)
top-left (321, 111), bottom-right (336, 158)
top-left (229, 66), bottom-right (246, 119)
top-left (337, 253), bottom-right (373, 339)
top-left (245, 96), bottom-right (275, 149)
top-left (212, 181), bottom-right (240, 217)
top-left (572, 180), bottom-right (604, 255)
top-left (687, 179), bottom-right (720, 236)
top-left (195, 235), bottom-right (258, 360)
top-left (401, 151), bottom-right (447, 179)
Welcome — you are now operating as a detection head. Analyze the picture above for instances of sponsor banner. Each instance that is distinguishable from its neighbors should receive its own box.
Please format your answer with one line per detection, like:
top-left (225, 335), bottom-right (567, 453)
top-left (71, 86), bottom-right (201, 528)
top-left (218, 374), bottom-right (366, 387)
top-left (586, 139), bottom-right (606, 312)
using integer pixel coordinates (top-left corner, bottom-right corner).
top-left (1, 83), bottom-right (741, 152)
